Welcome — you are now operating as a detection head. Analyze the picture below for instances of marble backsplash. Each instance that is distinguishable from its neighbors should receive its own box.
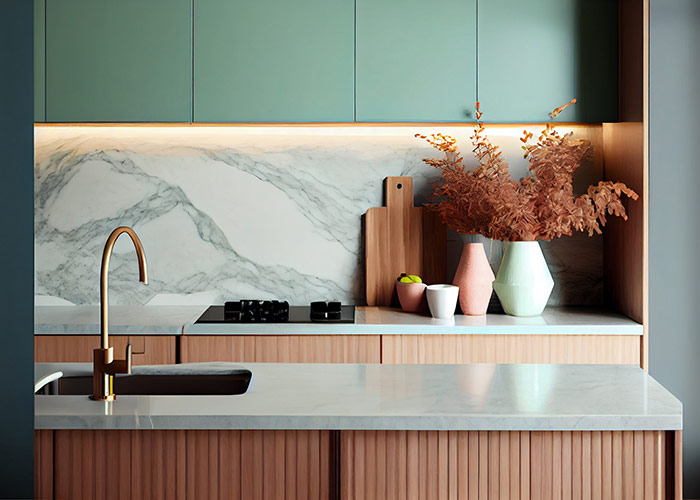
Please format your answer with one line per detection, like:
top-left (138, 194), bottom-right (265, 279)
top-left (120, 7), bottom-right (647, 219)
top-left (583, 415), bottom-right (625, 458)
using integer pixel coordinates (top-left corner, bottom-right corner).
top-left (34, 125), bottom-right (603, 307)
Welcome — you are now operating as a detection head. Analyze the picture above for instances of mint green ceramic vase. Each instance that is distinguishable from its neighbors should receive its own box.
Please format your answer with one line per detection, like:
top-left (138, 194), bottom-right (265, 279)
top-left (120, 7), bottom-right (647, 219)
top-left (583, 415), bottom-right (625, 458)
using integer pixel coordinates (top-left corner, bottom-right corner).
top-left (493, 241), bottom-right (554, 317)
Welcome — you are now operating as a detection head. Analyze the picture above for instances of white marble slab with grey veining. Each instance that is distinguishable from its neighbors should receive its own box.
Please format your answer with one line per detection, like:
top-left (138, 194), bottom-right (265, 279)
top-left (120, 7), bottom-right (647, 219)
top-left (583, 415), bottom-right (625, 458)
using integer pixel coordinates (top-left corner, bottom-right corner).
top-left (34, 305), bottom-right (642, 335)
top-left (34, 362), bottom-right (682, 431)
top-left (34, 125), bottom-right (605, 308)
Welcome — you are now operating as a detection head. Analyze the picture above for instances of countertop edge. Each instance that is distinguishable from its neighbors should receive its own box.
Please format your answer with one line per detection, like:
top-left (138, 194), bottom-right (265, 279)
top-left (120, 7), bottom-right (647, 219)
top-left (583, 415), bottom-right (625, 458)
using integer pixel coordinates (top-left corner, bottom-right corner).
top-left (182, 325), bottom-right (644, 336)
top-left (34, 305), bottom-right (644, 336)
top-left (35, 415), bottom-right (682, 432)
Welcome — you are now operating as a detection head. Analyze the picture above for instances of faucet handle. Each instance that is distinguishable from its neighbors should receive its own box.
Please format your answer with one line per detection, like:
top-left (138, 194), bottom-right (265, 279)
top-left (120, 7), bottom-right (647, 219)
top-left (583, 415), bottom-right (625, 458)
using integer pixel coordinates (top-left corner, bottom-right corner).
top-left (128, 336), bottom-right (146, 355)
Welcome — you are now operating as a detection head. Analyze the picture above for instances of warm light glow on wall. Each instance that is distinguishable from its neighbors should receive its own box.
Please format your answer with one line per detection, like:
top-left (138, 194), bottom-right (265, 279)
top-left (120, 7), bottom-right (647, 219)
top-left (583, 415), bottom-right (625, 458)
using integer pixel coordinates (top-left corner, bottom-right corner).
top-left (34, 123), bottom-right (596, 140)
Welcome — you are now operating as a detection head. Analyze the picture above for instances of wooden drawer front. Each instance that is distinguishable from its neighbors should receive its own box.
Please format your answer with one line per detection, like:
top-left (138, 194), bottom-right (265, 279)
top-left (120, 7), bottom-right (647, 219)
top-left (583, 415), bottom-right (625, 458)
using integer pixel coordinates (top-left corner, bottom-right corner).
top-left (340, 430), bottom-right (675, 500)
top-left (34, 335), bottom-right (176, 365)
top-left (181, 335), bottom-right (381, 364)
top-left (382, 335), bottom-right (641, 365)
top-left (50, 429), bottom-right (334, 500)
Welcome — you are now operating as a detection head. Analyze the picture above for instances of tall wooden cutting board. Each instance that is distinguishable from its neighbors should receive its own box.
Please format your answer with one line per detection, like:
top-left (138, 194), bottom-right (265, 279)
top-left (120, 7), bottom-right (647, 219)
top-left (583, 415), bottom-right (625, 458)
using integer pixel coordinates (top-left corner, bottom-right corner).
top-left (364, 177), bottom-right (446, 306)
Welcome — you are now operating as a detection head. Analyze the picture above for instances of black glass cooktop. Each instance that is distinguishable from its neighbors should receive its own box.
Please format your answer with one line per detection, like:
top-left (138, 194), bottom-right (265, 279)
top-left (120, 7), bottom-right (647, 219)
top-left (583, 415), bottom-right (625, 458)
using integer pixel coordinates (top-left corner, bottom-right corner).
top-left (195, 301), bottom-right (355, 324)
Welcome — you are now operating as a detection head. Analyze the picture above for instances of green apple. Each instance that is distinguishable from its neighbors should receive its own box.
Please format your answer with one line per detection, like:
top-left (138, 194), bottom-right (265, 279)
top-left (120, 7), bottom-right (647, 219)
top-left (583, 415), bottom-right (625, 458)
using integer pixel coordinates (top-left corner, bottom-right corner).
top-left (397, 273), bottom-right (423, 283)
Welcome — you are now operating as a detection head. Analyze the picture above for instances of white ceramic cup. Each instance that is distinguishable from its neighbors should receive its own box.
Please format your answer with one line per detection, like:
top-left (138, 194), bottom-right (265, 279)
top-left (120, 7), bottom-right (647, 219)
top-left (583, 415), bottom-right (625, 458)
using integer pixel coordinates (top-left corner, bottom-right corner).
top-left (426, 284), bottom-right (460, 319)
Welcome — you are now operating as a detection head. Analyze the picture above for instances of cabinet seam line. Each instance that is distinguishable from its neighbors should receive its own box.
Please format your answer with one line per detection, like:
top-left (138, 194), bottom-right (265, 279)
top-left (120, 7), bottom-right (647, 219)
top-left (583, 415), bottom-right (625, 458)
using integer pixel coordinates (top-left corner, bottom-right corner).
top-left (44, 0), bottom-right (47, 121)
top-left (190, 0), bottom-right (194, 124)
top-left (353, 0), bottom-right (357, 122)
top-left (475, 0), bottom-right (479, 103)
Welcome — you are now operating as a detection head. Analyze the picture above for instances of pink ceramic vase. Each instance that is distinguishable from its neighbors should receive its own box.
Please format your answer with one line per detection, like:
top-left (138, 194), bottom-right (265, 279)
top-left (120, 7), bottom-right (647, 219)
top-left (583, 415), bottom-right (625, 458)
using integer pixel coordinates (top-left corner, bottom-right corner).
top-left (452, 243), bottom-right (495, 315)
top-left (396, 281), bottom-right (427, 313)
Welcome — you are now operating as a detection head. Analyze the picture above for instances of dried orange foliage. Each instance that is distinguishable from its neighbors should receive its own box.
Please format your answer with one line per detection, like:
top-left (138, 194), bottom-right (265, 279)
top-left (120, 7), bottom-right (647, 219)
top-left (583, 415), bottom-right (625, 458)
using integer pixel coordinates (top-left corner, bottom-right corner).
top-left (416, 101), bottom-right (639, 241)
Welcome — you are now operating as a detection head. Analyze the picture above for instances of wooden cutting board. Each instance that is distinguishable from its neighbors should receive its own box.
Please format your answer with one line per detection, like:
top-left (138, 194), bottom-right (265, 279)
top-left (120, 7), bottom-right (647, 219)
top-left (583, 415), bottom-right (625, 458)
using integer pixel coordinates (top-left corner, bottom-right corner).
top-left (364, 176), bottom-right (446, 306)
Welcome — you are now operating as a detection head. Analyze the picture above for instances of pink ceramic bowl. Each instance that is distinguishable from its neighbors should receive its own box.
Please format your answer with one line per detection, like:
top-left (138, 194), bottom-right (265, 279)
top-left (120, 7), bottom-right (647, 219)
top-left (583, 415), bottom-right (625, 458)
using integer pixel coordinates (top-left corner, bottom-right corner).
top-left (396, 281), bottom-right (428, 313)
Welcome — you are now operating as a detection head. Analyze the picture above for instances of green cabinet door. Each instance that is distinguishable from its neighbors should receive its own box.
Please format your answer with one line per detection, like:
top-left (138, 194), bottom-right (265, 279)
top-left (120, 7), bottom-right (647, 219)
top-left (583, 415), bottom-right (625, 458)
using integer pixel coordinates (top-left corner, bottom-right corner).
top-left (356, 0), bottom-right (476, 122)
top-left (478, 0), bottom-right (618, 123)
top-left (34, 0), bottom-right (45, 122)
top-left (46, 0), bottom-right (191, 122)
top-left (194, 0), bottom-right (354, 122)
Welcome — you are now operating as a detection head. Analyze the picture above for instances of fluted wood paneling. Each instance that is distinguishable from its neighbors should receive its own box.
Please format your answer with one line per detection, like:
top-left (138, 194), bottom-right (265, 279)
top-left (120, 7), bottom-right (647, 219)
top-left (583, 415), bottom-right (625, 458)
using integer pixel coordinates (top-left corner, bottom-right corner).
top-left (181, 335), bottom-right (380, 363)
top-left (340, 430), bottom-right (674, 500)
top-left (55, 430), bottom-right (132, 500)
top-left (673, 431), bottom-right (682, 500)
top-left (131, 429), bottom-right (186, 500)
top-left (35, 335), bottom-right (176, 364)
top-left (381, 335), bottom-right (640, 365)
top-left (34, 430), bottom-right (53, 500)
top-left (184, 429), bottom-right (331, 500)
top-left (52, 429), bottom-right (333, 500)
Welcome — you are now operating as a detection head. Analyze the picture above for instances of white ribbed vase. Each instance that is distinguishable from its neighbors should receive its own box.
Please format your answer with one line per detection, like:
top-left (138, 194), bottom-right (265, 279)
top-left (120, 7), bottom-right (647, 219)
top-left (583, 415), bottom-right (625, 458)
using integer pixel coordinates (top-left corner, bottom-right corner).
top-left (493, 241), bottom-right (553, 317)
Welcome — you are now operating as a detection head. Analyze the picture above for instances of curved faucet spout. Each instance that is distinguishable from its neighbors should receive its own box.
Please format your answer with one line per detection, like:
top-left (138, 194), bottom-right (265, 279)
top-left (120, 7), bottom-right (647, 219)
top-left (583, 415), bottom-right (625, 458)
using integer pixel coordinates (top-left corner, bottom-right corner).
top-left (92, 226), bottom-right (148, 401)
top-left (100, 226), bottom-right (148, 349)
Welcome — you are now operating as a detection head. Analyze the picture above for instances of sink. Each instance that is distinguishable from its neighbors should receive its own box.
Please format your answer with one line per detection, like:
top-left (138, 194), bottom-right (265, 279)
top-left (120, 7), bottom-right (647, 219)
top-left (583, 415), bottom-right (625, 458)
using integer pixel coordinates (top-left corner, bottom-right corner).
top-left (36, 362), bottom-right (252, 396)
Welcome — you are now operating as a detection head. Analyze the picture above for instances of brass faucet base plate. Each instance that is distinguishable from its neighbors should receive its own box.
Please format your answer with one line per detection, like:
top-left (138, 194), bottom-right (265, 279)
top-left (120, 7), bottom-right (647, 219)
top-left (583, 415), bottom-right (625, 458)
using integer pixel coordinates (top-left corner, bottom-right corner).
top-left (89, 394), bottom-right (116, 402)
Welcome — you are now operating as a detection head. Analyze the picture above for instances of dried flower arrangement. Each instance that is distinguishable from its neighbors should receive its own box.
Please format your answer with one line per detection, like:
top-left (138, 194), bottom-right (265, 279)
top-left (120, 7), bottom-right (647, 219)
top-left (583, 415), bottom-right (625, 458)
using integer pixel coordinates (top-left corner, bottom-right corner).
top-left (416, 100), bottom-right (639, 241)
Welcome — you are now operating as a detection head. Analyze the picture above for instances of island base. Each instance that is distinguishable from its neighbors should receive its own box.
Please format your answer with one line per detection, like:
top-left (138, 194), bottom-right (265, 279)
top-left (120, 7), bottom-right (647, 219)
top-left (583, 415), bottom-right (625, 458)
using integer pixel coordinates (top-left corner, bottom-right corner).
top-left (35, 429), bottom-right (682, 499)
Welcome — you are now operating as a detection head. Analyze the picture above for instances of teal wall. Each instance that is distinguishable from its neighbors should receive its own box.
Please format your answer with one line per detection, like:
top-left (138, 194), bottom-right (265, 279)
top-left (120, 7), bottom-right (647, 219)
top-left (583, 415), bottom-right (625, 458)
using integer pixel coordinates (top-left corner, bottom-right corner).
top-left (649, 0), bottom-right (700, 496)
top-left (0, 0), bottom-right (35, 497)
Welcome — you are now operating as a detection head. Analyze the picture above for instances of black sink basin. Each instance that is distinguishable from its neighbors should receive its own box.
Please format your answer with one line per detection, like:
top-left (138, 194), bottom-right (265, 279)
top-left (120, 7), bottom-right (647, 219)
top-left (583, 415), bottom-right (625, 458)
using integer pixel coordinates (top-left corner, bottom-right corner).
top-left (56, 368), bottom-right (252, 396)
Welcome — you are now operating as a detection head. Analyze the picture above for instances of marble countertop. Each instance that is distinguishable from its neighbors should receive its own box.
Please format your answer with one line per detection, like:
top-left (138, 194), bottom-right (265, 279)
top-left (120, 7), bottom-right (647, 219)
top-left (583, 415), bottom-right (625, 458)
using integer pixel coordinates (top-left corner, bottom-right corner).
top-left (183, 306), bottom-right (644, 335)
top-left (34, 305), bottom-right (643, 336)
top-left (34, 305), bottom-right (208, 335)
top-left (35, 362), bottom-right (680, 431)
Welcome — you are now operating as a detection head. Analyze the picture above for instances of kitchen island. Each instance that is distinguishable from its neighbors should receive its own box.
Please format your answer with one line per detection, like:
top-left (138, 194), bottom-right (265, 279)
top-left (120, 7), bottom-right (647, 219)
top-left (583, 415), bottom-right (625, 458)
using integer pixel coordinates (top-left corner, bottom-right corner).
top-left (35, 362), bottom-right (682, 499)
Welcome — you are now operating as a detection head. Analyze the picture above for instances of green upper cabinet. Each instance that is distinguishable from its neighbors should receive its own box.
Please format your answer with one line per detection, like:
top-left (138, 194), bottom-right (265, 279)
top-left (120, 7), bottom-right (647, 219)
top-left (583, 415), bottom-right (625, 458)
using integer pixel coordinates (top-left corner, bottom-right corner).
top-left (37, 0), bottom-right (619, 124)
top-left (356, 0), bottom-right (476, 122)
top-left (45, 0), bottom-right (191, 122)
top-left (194, 0), bottom-right (354, 122)
top-left (478, 0), bottom-right (618, 123)
top-left (34, 0), bottom-right (45, 122)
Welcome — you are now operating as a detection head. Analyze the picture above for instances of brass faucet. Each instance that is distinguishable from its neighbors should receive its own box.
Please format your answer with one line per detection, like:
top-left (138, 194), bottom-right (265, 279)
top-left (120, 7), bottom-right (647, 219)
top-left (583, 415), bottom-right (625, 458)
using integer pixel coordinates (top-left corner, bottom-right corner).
top-left (91, 226), bottom-right (148, 401)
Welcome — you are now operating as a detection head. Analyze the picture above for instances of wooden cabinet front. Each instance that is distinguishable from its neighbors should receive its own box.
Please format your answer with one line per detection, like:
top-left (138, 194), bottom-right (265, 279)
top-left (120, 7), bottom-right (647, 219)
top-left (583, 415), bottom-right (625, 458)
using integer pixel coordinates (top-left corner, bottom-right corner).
top-left (36, 429), bottom-right (681, 500)
top-left (382, 335), bottom-right (641, 365)
top-left (340, 430), bottom-right (681, 500)
top-left (40, 429), bottom-right (334, 500)
top-left (181, 335), bottom-right (380, 364)
top-left (34, 335), bottom-right (176, 365)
